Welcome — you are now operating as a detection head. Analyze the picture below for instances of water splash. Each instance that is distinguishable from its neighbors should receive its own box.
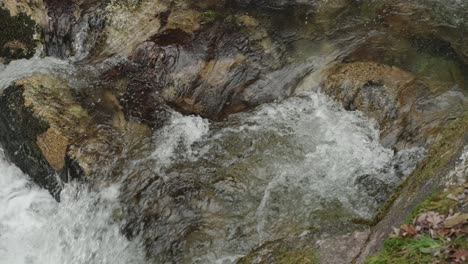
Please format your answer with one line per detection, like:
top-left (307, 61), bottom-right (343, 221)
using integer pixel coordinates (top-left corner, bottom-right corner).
top-left (151, 112), bottom-right (210, 173)
top-left (0, 56), bottom-right (72, 90)
top-left (147, 92), bottom-right (424, 262)
top-left (0, 151), bottom-right (145, 264)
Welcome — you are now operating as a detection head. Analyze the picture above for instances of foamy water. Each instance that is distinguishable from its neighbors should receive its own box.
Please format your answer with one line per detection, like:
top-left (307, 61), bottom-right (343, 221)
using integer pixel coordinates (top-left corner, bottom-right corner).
top-left (144, 93), bottom-right (424, 263)
top-left (0, 54), bottom-right (427, 263)
top-left (0, 151), bottom-right (145, 264)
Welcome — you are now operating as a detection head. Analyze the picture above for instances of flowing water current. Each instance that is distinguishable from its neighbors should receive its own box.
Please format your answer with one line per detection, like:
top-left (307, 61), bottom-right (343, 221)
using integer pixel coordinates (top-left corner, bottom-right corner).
top-left (0, 58), bottom-right (425, 263)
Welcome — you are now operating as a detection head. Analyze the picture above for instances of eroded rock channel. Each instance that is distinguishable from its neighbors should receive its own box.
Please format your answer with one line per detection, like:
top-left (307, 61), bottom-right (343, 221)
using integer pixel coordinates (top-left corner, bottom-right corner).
top-left (0, 0), bottom-right (466, 263)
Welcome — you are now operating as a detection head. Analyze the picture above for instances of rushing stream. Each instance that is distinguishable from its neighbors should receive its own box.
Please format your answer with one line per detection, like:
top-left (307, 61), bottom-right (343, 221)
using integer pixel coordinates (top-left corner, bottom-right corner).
top-left (0, 57), bottom-right (425, 263)
top-left (0, 152), bottom-right (144, 264)
top-left (0, 0), bottom-right (466, 262)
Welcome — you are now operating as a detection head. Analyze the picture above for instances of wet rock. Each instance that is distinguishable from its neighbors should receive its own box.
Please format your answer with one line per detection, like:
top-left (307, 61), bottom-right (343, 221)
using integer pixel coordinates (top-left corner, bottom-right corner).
top-left (322, 61), bottom-right (467, 149)
top-left (238, 235), bottom-right (318, 264)
top-left (0, 7), bottom-right (39, 62)
top-left (102, 16), bottom-right (295, 121)
top-left (355, 115), bottom-right (468, 263)
top-left (355, 174), bottom-right (395, 206)
top-left (317, 229), bottom-right (370, 264)
top-left (0, 74), bottom-right (84, 197)
top-left (0, 73), bottom-right (153, 198)
top-left (359, 0), bottom-right (468, 64)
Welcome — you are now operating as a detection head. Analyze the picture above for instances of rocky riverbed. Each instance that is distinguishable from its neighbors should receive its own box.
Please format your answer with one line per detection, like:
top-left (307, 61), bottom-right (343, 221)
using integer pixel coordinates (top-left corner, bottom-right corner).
top-left (0, 0), bottom-right (466, 263)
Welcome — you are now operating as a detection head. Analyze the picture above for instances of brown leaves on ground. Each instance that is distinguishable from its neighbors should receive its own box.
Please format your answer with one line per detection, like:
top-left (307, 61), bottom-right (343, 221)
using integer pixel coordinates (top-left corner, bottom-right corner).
top-left (400, 224), bottom-right (418, 237)
top-left (444, 214), bottom-right (468, 229)
top-left (447, 248), bottom-right (468, 262)
top-left (391, 184), bottom-right (467, 262)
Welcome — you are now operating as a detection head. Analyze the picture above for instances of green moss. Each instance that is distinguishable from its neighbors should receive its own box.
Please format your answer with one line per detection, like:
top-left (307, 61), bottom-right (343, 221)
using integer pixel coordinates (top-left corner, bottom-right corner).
top-left (366, 236), bottom-right (446, 264)
top-left (359, 0), bottom-right (386, 23)
top-left (404, 186), bottom-right (462, 224)
top-left (201, 10), bottom-right (219, 24)
top-left (0, 7), bottom-right (38, 61)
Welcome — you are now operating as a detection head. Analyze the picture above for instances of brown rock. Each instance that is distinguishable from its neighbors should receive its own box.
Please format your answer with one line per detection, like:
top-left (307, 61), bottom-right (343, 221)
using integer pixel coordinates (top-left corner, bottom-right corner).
top-left (37, 127), bottom-right (69, 170)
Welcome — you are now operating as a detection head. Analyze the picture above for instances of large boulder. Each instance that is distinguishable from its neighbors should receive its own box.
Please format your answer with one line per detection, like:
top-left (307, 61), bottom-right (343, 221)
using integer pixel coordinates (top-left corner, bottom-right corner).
top-left (359, 0), bottom-right (468, 64)
top-left (322, 61), bottom-right (467, 150)
top-left (0, 74), bottom-right (86, 196)
top-left (0, 73), bottom-right (153, 198)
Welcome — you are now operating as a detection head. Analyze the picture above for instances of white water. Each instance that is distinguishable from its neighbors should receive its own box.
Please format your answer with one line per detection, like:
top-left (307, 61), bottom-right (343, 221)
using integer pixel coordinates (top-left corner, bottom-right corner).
top-left (0, 57), bottom-right (424, 263)
top-left (0, 56), bottom-right (72, 90)
top-left (147, 93), bottom-right (424, 262)
top-left (151, 112), bottom-right (210, 173)
top-left (0, 58), bottom-right (145, 264)
top-left (0, 151), bottom-right (145, 264)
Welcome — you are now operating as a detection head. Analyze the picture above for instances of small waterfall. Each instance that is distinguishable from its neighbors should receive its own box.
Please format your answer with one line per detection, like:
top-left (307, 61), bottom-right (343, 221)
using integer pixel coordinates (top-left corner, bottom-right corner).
top-left (0, 150), bottom-right (145, 264)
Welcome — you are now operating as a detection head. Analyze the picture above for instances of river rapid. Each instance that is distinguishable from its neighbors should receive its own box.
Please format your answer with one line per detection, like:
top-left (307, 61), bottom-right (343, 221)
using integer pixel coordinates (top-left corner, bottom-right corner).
top-left (0, 56), bottom-right (425, 263)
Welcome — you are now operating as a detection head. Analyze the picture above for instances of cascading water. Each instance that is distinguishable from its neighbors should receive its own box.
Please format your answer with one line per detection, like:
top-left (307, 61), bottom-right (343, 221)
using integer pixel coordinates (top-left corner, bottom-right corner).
top-left (0, 150), bottom-right (145, 264)
top-left (145, 93), bottom-right (424, 263)
top-left (0, 57), bottom-right (145, 264)
top-left (0, 56), bottom-right (426, 264)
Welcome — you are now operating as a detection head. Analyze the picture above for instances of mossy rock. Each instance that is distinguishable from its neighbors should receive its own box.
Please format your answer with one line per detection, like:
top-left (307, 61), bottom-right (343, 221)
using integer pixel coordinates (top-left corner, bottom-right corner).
top-left (0, 76), bottom-right (80, 199)
top-left (370, 113), bottom-right (467, 225)
top-left (0, 7), bottom-right (38, 62)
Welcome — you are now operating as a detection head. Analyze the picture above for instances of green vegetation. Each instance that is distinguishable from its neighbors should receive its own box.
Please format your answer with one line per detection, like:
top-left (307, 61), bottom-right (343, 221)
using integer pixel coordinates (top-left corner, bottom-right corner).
top-left (367, 185), bottom-right (467, 264)
top-left (201, 10), bottom-right (219, 24)
top-left (366, 236), bottom-right (444, 264)
top-left (405, 186), bottom-right (463, 224)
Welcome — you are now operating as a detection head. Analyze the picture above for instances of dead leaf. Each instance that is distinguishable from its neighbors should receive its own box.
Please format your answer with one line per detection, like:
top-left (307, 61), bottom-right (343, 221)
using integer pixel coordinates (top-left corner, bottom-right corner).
top-left (437, 228), bottom-right (451, 237)
top-left (427, 212), bottom-right (444, 228)
top-left (444, 213), bottom-right (468, 228)
top-left (460, 226), bottom-right (468, 235)
top-left (400, 224), bottom-right (417, 237)
top-left (449, 249), bottom-right (468, 262)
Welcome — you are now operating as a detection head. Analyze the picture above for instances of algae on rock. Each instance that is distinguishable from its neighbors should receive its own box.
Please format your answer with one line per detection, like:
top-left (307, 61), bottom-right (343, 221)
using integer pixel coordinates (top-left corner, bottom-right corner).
top-left (0, 7), bottom-right (39, 62)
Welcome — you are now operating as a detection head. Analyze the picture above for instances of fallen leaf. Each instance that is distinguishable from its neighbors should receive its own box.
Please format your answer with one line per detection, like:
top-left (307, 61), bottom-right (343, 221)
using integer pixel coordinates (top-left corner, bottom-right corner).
top-left (416, 212), bottom-right (429, 225)
top-left (427, 212), bottom-right (444, 228)
top-left (400, 224), bottom-right (417, 237)
top-left (437, 228), bottom-right (451, 237)
top-left (444, 213), bottom-right (468, 228)
top-left (449, 249), bottom-right (468, 262)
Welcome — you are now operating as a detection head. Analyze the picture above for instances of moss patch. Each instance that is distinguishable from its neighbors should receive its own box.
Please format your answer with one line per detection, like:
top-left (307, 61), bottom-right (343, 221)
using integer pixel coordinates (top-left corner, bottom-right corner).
top-left (201, 10), bottom-right (219, 24)
top-left (0, 7), bottom-right (38, 61)
top-left (365, 236), bottom-right (446, 264)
